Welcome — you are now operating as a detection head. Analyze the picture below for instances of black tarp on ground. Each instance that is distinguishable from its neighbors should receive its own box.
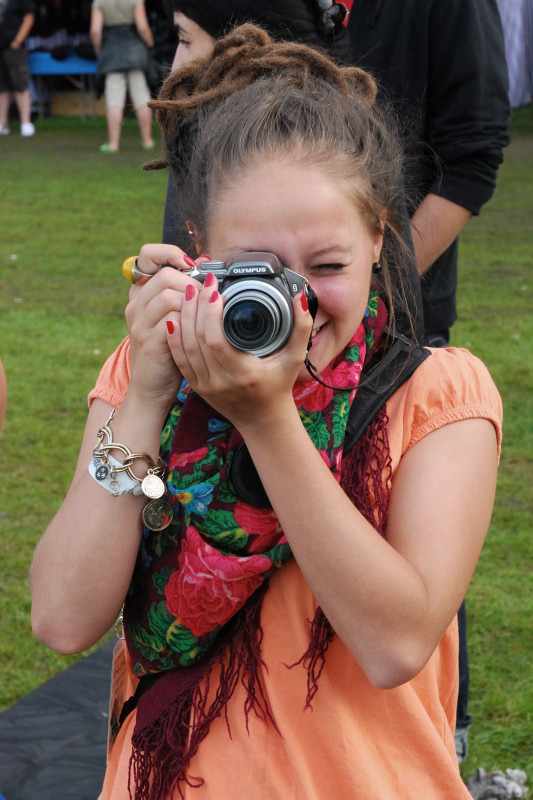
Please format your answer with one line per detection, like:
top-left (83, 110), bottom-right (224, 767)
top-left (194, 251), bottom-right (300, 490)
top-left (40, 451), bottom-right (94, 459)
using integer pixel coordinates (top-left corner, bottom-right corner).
top-left (0, 640), bottom-right (114, 800)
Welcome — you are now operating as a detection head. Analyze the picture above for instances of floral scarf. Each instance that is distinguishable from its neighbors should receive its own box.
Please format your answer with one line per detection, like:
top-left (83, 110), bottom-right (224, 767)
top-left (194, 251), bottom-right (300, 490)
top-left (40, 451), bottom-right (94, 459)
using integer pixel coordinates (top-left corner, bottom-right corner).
top-left (125, 291), bottom-right (391, 799)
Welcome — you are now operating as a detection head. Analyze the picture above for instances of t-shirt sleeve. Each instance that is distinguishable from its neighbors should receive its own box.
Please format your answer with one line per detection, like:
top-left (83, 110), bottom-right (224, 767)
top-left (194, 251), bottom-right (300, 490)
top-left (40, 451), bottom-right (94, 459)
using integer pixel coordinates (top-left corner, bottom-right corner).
top-left (88, 336), bottom-right (131, 409)
top-left (392, 347), bottom-right (503, 459)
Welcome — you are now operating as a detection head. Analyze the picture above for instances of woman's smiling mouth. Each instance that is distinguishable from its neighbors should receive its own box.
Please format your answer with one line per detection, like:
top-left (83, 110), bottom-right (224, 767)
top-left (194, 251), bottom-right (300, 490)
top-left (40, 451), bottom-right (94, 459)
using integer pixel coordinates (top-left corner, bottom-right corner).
top-left (311, 322), bottom-right (327, 339)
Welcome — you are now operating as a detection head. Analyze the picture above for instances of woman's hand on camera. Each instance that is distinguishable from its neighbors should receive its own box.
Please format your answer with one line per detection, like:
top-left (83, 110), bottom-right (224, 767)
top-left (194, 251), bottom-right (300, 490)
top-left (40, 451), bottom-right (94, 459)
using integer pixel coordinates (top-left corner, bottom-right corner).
top-left (131, 243), bottom-right (206, 284)
top-left (125, 244), bottom-right (207, 413)
top-left (165, 273), bottom-right (314, 429)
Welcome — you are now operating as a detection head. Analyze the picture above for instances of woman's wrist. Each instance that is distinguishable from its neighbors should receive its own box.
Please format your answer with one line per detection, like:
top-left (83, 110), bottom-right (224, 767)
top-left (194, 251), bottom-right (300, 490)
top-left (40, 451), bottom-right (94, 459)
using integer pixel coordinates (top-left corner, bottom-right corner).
top-left (237, 396), bottom-right (301, 447)
top-left (125, 380), bottom-right (178, 424)
top-left (107, 393), bottom-right (171, 467)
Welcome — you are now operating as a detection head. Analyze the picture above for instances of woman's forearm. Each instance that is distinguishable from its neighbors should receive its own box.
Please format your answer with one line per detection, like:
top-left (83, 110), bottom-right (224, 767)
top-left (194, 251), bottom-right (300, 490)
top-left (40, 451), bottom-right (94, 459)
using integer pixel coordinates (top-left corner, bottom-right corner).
top-left (30, 397), bottom-right (168, 653)
top-left (240, 407), bottom-right (496, 688)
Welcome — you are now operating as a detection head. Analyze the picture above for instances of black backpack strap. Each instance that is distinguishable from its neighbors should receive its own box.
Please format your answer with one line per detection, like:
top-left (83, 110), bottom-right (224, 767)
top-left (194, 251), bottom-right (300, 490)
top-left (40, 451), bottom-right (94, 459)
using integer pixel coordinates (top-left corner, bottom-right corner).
top-left (228, 335), bottom-right (430, 506)
top-left (343, 335), bottom-right (431, 454)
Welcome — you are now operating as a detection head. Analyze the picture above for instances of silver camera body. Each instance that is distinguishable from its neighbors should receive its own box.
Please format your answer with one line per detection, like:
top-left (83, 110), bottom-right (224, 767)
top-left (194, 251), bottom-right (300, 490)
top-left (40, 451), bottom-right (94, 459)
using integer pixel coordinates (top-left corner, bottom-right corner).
top-left (181, 252), bottom-right (317, 357)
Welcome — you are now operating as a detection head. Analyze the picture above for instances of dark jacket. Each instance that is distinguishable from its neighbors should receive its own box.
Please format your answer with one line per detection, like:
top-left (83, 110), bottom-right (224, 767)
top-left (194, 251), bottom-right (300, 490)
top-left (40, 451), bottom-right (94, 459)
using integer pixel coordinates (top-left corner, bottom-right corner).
top-left (0, 0), bottom-right (34, 50)
top-left (347, 0), bottom-right (510, 336)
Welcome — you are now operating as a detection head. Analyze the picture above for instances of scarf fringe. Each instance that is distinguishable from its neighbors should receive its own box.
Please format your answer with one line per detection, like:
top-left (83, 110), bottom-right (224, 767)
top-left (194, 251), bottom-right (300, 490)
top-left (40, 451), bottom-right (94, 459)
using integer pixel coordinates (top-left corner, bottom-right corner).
top-left (340, 404), bottom-right (391, 536)
top-left (287, 607), bottom-right (335, 710)
top-left (129, 585), bottom-right (276, 800)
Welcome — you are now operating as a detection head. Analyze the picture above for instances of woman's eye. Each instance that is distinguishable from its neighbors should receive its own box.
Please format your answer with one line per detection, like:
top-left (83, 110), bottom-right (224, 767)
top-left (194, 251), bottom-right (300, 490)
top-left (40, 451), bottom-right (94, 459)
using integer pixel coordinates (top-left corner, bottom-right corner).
top-left (314, 263), bottom-right (344, 272)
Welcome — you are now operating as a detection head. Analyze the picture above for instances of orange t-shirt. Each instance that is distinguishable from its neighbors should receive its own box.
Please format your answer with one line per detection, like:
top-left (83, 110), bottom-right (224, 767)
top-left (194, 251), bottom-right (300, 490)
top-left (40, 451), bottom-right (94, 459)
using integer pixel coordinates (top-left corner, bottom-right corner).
top-left (91, 340), bottom-right (502, 800)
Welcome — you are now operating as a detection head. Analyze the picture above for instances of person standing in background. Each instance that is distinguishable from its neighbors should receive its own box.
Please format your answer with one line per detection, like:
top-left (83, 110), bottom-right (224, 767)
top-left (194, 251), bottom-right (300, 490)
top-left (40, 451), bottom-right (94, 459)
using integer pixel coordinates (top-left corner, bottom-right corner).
top-left (90, 0), bottom-right (155, 153)
top-left (346, 0), bottom-right (510, 762)
top-left (0, 0), bottom-right (35, 136)
top-left (347, 0), bottom-right (510, 348)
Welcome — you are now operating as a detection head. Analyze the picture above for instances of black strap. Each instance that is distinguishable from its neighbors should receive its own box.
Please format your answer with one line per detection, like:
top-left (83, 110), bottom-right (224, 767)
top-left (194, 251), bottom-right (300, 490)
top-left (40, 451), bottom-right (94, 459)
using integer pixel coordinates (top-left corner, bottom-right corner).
top-left (229, 334), bottom-right (430, 507)
top-left (343, 335), bottom-right (431, 454)
top-left (118, 671), bottom-right (162, 726)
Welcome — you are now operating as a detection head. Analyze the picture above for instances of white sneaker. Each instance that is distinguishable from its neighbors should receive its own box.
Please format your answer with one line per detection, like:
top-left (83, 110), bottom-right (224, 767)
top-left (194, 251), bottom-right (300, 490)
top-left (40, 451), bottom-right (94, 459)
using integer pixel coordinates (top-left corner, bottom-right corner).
top-left (21, 122), bottom-right (35, 137)
top-left (0, 124), bottom-right (10, 135)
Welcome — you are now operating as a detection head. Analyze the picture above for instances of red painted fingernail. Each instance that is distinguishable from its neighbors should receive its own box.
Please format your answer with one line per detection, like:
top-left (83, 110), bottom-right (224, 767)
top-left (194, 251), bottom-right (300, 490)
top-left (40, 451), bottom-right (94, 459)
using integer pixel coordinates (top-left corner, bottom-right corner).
top-left (204, 272), bottom-right (215, 287)
top-left (166, 320), bottom-right (175, 334)
top-left (209, 290), bottom-right (219, 304)
top-left (183, 255), bottom-right (196, 267)
top-left (199, 254), bottom-right (212, 261)
top-left (185, 284), bottom-right (195, 301)
top-left (300, 291), bottom-right (308, 312)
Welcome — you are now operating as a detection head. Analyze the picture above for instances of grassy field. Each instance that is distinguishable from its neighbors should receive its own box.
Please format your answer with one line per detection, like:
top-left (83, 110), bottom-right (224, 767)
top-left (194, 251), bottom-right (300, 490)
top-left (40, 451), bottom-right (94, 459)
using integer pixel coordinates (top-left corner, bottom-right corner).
top-left (0, 109), bottom-right (532, 783)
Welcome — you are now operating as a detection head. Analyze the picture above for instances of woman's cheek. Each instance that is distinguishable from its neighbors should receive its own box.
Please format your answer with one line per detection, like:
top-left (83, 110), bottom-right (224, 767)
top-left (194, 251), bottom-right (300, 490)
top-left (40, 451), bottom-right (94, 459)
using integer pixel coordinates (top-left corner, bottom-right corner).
top-left (315, 283), bottom-right (359, 323)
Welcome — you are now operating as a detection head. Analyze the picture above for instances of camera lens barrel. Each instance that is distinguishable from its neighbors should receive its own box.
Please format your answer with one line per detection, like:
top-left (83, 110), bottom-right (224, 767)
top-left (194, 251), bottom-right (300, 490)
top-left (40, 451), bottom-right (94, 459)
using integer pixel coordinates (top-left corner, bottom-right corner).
top-left (222, 280), bottom-right (293, 357)
top-left (195, 252), bottom-right (315, 357)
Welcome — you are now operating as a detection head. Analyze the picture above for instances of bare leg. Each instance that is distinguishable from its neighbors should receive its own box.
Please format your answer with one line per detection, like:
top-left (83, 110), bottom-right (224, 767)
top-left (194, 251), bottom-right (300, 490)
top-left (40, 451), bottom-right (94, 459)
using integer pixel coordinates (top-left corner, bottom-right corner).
top-left (0, 91), bottom-right (11, 129)
top-left (135, 104), bottom-right (153, 148)
top-left (13, 89), bottom-right (32, 125)
top-left (106, 106), bottom-right (123, 151)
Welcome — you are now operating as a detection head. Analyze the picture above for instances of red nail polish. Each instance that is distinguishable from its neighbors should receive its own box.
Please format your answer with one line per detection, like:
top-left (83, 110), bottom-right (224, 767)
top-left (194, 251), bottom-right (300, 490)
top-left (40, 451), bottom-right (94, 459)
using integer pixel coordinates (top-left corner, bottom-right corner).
top-left (183, 255), bottom-right (196, 267)
top-left (209, 290), bottom-right (219, 304)
top-left (166, 320), bottom-right (175, 334)
top-left (185, 284), bottom-right (195, 301)
top-left (199, 254), bottom-right (212, 261)
top-left (204, 272), bottom-right (215, 288)
top-left (300, 291), bottom-right (309, 312)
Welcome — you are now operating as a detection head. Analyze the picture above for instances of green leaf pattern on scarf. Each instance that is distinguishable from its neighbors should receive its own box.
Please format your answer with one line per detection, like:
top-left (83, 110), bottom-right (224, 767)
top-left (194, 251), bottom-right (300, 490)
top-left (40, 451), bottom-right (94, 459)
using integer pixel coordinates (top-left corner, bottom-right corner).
top-left (298, 409), bottom-right (331, 450)
top-left (197, 508), bottom-right (249, 550)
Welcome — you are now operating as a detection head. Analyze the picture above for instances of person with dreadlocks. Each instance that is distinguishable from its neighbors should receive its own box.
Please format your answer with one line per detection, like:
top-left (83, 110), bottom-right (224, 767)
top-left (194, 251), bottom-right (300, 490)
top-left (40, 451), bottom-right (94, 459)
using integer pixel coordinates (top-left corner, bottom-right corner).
top-left (31, 24), bottom-right (501, 800)
top-left (162, 0), bottom-right (350, 252)
top-left (161, 1), bottom-right (424, 339)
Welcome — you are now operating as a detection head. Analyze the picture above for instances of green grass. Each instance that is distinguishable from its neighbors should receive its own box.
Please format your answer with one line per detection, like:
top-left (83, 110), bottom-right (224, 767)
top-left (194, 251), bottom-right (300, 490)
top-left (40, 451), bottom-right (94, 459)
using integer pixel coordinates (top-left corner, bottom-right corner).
top-left (450, 107), bottom-right (533, 778)
top-left (0, 109), bottom-right (532, 782)
top-left (0, 115), bottom-right (168, 703)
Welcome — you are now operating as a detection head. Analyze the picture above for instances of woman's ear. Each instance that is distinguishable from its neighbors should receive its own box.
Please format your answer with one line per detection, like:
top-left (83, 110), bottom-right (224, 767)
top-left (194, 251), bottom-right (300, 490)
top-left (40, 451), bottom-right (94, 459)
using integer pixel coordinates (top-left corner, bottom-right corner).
top-left (372, 210), bottom-right (387, 261)
top-left (186, 221), bottom-right (206, 256)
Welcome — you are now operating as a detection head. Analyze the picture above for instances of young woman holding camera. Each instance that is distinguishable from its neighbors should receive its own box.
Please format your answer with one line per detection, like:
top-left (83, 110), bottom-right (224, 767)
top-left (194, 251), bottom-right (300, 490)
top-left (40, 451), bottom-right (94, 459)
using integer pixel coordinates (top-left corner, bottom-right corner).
top-left (31, 24), bottom-right (501, 800)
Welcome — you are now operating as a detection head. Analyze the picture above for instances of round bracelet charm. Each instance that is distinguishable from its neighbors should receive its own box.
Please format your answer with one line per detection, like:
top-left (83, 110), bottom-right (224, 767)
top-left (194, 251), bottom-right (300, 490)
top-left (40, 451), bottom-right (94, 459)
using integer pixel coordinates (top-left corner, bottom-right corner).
top-left (141, 473), bottom-right (165, 499)
top-left (94, 463), bottom-right (110, 481)
top-left (142, 498), bottom-right (173, 531)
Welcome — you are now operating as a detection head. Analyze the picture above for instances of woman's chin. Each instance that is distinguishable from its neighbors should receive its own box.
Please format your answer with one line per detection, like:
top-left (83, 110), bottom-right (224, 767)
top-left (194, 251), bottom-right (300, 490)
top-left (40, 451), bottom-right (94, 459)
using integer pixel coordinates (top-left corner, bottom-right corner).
top-left (295, 350), bottom-right (328, 385)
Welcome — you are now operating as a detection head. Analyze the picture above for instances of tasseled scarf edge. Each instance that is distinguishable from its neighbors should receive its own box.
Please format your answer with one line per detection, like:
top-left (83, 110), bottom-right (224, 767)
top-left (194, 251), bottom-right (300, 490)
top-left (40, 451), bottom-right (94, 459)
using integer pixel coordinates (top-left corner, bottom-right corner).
top-left (128, 405), bottom-right (392, 800)
top-left (129, 583), bottom-right (276, 800)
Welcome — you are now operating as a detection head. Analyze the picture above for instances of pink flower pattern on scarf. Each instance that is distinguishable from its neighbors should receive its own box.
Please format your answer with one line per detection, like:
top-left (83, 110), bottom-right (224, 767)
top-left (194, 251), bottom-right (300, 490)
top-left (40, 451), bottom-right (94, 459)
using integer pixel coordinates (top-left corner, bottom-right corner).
top-left (165, 526), bottom-right (272, 637)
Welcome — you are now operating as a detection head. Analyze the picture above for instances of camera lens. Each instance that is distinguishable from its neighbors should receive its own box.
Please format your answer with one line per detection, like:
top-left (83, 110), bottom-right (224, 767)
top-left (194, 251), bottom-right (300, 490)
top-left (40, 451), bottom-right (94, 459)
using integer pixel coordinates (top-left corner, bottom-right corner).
top-left (225, 299), bottom-right (275, 348)
top-left (221, 279), bottom-right (293, 357)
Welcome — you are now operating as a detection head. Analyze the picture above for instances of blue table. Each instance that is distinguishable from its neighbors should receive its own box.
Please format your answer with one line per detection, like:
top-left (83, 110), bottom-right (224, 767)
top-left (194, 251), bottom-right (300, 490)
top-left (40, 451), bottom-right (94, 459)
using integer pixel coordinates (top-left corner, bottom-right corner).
top-left (28, 51), bottom-right (98, 120)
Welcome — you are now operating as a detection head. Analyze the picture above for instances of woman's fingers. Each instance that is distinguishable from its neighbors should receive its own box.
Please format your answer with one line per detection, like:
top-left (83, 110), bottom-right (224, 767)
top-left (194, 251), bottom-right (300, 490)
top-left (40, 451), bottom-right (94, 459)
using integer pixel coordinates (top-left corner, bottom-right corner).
top-left (168, 282), bottom-right (314, 402)
top-left (126, 263), bottom-right (205, 336)
top-left (287, 290), bottom-right (315, 358)
top-left (168, 277), bottom-right (223, 388)
top-left (136, 243), bottom-right (198, 277)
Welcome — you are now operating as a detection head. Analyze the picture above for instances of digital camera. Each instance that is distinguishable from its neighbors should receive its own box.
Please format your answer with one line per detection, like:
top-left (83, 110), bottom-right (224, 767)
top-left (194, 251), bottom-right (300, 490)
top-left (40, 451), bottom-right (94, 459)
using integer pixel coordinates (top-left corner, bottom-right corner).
top-left (177, 252), bottom-right (318, 357)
